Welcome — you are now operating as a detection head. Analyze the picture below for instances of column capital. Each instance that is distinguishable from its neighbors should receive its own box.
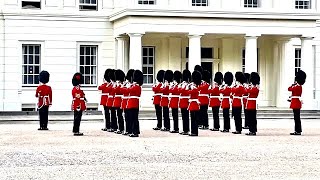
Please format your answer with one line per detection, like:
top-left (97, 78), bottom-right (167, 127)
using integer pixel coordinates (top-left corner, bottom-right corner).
top-left (128, 33), bottom-right (144, 38)
top-left (244, 35), bottom-right (260, 39)
top-left (115, 36), bottom-right (128, 41)
top-left (188, 33), bottom-right (204, 38)
top-left (301, 36), bottom-right (314, 40)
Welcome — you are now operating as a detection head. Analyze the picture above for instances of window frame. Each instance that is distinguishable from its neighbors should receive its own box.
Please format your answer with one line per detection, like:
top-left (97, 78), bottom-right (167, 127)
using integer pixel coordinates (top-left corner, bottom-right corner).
top-left (137, 0), bottom-right (156, 5)
top-left (191, 0), bottom-right (209, 7)
top-left (294, 47), bottom-right (302, 75)
top-left (243, 0), bottom-right (259, 8)
top-left (79, 0), bottom-right (98, 11)
top-left (78, 44), bottom-right (99, 87)
top-left (21, 0), bottom-right (42, 9)
top-left (295, 0), bottom-right (311, 9)
top-left (142, 46), bottom-right (155, 85)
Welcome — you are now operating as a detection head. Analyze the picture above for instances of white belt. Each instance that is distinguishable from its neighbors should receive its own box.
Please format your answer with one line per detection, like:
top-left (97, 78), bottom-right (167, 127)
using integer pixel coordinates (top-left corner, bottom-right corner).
top-left (247, 98), bottom-right (257, 100)
top-left (189, 99), bottom-right (200, 103)
top-left (169, 95), bottom-right (180, 98)
top-left (73, 98), bottom-right (85, 100)
top-left (291, 96), bottom-right (301, 99)
top-left (199, 94), bottom-right (209, 97)
top-left (122, 96), bottom-right (129, 99)
top-left (108, 95), bottom-right (113, 98)
top-left (101, 93), bottom-right (109, 96)
top-left (233, 96), bottom-right (242, 99)
top-left (210, 96), bottom-right (220, 98)
top-left (114, 95), bottom-right (123, 98)
top-left (243, 96), bottom-right (248, 98)
top-left (154, 93), bottom-right (162, 96)
top-left (162, 95), bottom-right (169, 98)
top-left (128, 96), bottom-right (140, 99)
top-left (223, 96), bottom-right (230, 99)
top-left (180, 96), bottom-right (190, 99)
top-left (38, 95), bottom-right (50, 109)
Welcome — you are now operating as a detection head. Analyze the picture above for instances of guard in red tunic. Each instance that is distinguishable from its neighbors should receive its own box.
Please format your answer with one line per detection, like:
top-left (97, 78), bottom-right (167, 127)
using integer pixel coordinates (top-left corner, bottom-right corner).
top-left (36, 70), bottom-right (52, 131)
top-left (198, 70), bottom-right (211, 130)
top-left (113, 70), bottom-right (125, 134)
top-left (152, 70), bottom-right (165, 130)
top-left (231, 72), bottom-right (246, 134)
top-left (188, 70), bottom-right (202, 136)
top-left (245, 72), bottom-right (260, 136)
top-left (127, 70), bottom-right (143, 137)
top-left (98, 69), bottom-right (112, 131)
top-left (169, 71), bottom-right (182, 133)
top-left (72, 72), bottom-right (86, 136)
top-left (209, 72), bottom-right (223, 131)
top-left (179, 69), bottom-right (191, 135)
top-left (160, 70), bottom-right (173, 131)
top-left (288, 70), bottom-right (306, 136)
top-left (121, 69), bottom-right (134, 135)
top-left (220, 72), bottom-right (233, 133)
top-left (107, 70), bottom-right (118, 132)
top-left (194, 65), bottom-right (203, 127)
top-left (242, 73), bottom-right (251, 129)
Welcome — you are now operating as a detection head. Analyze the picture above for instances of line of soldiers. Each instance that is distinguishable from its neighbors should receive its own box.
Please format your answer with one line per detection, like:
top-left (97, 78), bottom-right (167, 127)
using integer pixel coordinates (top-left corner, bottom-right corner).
top-left (152, 65), bottom-right (260, 136)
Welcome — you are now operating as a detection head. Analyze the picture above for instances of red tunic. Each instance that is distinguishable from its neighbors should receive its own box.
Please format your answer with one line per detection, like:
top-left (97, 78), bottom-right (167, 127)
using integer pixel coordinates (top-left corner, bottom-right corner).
top-left (188, 83), bottom-right (200, 111)
top-left (243, 84), bottom-right (249, 109)
top-left (169, 82), bottom-right (179, 109)
top-left (209, 83), bottom-right (221, 107)
top-left (231, 84), bottom-right (246, 108)
top-left (121, 81), bottom-right (131, 110)
top-left (98, 82), bottom-right (110, 106)
top-left (220, 86), bottom-right (232, 109)
top-left (160, 82), bottom-right (169, 107)
top-left (112, 81), bottom-right (123, 108)
top-left (198, 81), bottom-right (210, 105)
top-left (178, 82), bottom-right (190, 109)
top-left (152, 82), bottom-right (162, 105)
top-left (246, 86), bottom-right (259, 110)
top-left (126, 83), bottom-right (141, 109)
top-left (288, 84), bottom-right (302, 109)
top-left (106, 82), bottom-right (115, 107)
top-left (72, 86), bottom-right (86, 111)
top-left (35, 84), bottom-right (52, 108)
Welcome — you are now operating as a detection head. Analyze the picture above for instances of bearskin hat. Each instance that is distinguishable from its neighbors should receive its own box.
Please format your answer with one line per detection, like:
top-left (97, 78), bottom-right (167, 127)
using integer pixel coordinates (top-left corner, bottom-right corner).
top-left (224, 72), bottom-right (233, 86)
top-left (133, 69), bottom-right (143, 86)
top-left (39, 70), bottom-right (50, 84)
top-left (202, 70), bottom-right (211, 83)
top-left (194, 65), bottom-right (203, 73)
top-left (214, 72), bottom-right (223, 85)
top-left (72, 72), bottom-right (83, 86)
top-left (108, 69), bottom-right (116, 81)
top-left (156, 70), bottom-right (165, 83)
top-left (244, 73), bottom-right (250, 84)
top-left (250, 72), bottom-right (260, 85)
top-left (164, 70), bottom-right (174, 83)
top-left (173, 71), bottom-right (182, 83)
top-left (182, 69), bottom-right (191, 82)
top-left (192, 70), bottom-right (202, 86)
top-left (235, 72), bottom-right (246, 84)
top-left (115, 69), bottom-right (125, 82)
top-left (126, 69), bottom-right (135, 83)
top-left (104, 69), bottom-right (112, 82)
top-left (295, 70), bottom-right (306, 85)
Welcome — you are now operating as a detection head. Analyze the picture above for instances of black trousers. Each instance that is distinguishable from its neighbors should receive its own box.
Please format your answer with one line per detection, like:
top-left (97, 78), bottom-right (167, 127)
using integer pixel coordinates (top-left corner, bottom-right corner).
top-left (171, 108), bottom-right (179, 131)
top-left (73, 110), bottom-right (82, 133)
top-left (39, 106), bottom-right (49, 128)
top-left (110, 107), bottom-right (118, 130)
top-left (116, 108), bottom-right (124, 131)
top-left (163, 106), bottom-right (170, 129)
top-left (181, 108), bottom-right (189, 133)
top-left (247, 109), bottom-right (257, 133)
top-left (190, 111), bottom-right (199, 135)
top-left (244, 108), bottom-right (249, 127)
top-left (124, 110), bottom-right (131, 133)
top-left (293, 109), bottom-right (302, 133)
top-left (103, 106), bottom-right (111, 129)
top-left (212, 107), bottom-right (220, 129)
top-left (200, 105), bottom-right (209, 127)
top-left (232, 107), bottom-right (242, 132)
top-left (128, 108), bottom-right (140, 135)
top-left (223, 108), bottom-right (230, 130)
top-left (155, 105), bottom-right (162, 128)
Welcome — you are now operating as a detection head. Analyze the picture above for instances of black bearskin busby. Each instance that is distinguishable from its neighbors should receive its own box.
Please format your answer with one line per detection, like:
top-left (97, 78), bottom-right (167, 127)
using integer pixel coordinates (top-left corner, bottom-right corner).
top-left (39, 70), bottom-right (50, 84)
top-left (224, 72), bottom-right (233, 86)
top-left (104, 69), bottom-right (112, 82)
top-left (295, 70), bottom-right (306, 85)
top-left (194, 65), bottom-right (203, 74)
top-left (72, 72), bottom-right (83, 86)
top-left (115, 69), bottom-right (125, 82)
top-left (126, 69), bottom-right (135, 83)
top-left (202, 70), bottom-right (211, 83)
top-left (250, 72), bottom-right (260, 85)
top-left (244, 73), bottom-right (250, 84)
top-left (235, 71), bottom-right (246, 84)
top-left (164, 70), bottom-right (174, 83)
top-left (192, 70), bottom-right (202, 86)
top-left (173, 71), bottom-right (182, 84)
top-left (133, 70), bottom-right (143, 86)
top-left (214, 72), bottom-right (223, 85)
top-left (182, 69), bottom-right (191, 82)
top-left (156, 70), bottom-right (165, 83)
top-left (108, 69), bottom-right (116, 82)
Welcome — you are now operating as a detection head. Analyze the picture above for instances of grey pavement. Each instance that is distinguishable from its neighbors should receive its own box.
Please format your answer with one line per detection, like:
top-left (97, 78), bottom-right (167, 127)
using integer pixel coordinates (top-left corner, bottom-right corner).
top-left (0, 120), bottom-right (320, 180)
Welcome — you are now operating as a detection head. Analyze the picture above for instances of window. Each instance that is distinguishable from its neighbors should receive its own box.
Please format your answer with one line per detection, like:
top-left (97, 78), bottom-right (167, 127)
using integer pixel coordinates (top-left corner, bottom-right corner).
top-left (192, 0), bottom-right (208, 6)
top-left (186, 47), bottom-right (213, 58)
top-left (295, 0), bottom-right (311, 9)
top-left (138, 0), bottom-right (156, 5)
top-left (79, 0), bottom-right (97, 10)
top-left (295, 48), bottom-right (301, 74)
top-left (244, 0), bottom-right (259, 7)
top-left (22, 0), bottom-right (41, 9)
top-left (22, 44), bottom-right (41, 85)
top-left (79, 45), bottom-right (97, 85)
top-left (142, 47), bottom-right (155, 84)
top-left (242, 48), bottom-right (259, 73)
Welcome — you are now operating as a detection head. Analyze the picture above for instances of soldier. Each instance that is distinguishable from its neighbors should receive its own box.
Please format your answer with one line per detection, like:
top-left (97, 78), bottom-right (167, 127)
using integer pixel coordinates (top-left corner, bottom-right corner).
top-left (113, 70), bottom-right (125, 134)
top-left (71, 72), bottom-right (86, 136)
top-left (98, 69), bottom-right (112, 131)
top-left (179, 69), bottom-right (191, 135)
top-left (36, 70), bottom-right (52, 131)
top-left (231, 72), bottom-right (246, 134)
top-left (209, 72), bottom-right (223, 131)
top-left (198, 70), bottom-right (211, 130)
top-left (152, 70), bottom-right (165, 130)
top-left (121, 69), bottom-right (135, 135)
top-left (194, 65), bottom-right (203, 127)
top-left (107, 70), bottom-right (117, 132)
top-left (242, 73), bottom-right (251, 129)
top-left (188, 70), bottom-right (202, 136)
top-left (220, 72), bottom-right (233, 133)
top-left (169, 71), bottom-right (182, 133)
top-left (160, 70), bottom-right (173, 131)
top-left (245, 72), bottom-right (260, 136)
top-left (127, 70), bottom-right (143, 137)
top-left (288, 70), bottom-right (306, 136)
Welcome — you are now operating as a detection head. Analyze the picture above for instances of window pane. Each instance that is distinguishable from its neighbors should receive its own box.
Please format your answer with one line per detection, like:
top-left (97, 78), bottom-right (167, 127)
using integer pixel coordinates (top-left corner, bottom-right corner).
top-left (142, 67), bottom-right (147, 74)
top-left (91, 66), bottom-right (96, 75)
top-left (91, 47), bottom-right (96, 55)
top-left (143, 48), bottom-right (148, 56)
top-left (35, 55), bottom-right (40, 64)
top-left (28, 75), bottom-right (33, 84)
top-left (85, 0), bottom-right (90, 4)
top-left (35, 46), bottom-right (40, 54)
top-left (29, 46), bottom-right (34, 54)
top-left (148, 75), bottom-right (153, 83)
top-left (143, 76), bottom-right (147, 83)
top-left (80, 0), bottom-right (84, 3)
top-left (148, 57), bottom-right (153, 64)
top-left (85, 56), bottom-right (90, 65)
top-left (91, 56), bottom-right (96, 65)
top-left (23, 75), bottom-right (28, 84)
top-left (80, 46), bottom-right (84, 55)
top-left (35, 66), bottom-right (40, 74)
top-left (85, 47), bottom-right (90, 55)
top-left (24, 55), bottom-right (28, 64)
top-left (23, 66), bottom-right (28, 74)
top-left (148, 67), bottom-right (153, 74)
top-left (29, 55), bottom-right (33, 64)
top-left (80, 66), bottom-right (84, 74)
top-left (23, 46), bottom-right (28, 54)
top-left (28, 66), bottom-right (34, 74)
top-left (143, 57), bottom-right (148, 65)
top-left (91, 0), bottom-right (96, 4)
top-left (91, 76), bottom-right (96, 84)
top-left (35, 75), bottom-right (39, 84)
top-left (148, 48), bottom-right (153, 56)
top-left (84, 76), bottom-right (90, 84)
top-left (80, 56), bottom-right (84, 65)
top-left (85, 66), bottom-right (90, 74)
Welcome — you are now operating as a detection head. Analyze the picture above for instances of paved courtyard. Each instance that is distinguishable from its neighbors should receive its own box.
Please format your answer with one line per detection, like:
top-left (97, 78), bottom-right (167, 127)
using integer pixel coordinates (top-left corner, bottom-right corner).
top-left (0, 119), bottom-right (320, 180)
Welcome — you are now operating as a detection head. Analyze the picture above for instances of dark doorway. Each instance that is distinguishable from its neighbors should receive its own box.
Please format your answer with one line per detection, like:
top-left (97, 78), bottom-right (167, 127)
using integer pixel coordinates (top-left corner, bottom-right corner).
top-left (186, 62), bottom-right (213, 77)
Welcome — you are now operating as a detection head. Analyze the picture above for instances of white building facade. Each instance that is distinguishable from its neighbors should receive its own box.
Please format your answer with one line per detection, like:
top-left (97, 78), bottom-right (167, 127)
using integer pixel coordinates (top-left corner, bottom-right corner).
top-left (0, 0), bottom-right (320, 111)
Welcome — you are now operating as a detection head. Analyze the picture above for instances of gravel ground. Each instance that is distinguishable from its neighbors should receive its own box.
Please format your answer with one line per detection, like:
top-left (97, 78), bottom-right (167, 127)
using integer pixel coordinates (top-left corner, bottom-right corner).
top-left (0, 119), bottom-right (320, 180)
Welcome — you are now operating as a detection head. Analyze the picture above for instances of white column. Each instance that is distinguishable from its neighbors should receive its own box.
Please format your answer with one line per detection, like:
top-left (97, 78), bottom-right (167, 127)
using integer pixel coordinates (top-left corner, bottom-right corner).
top-left (245, 36), bottom-right (259, 73)
top-left (128, 33), bottom-right (143, 71)
top-left (116, 36), bottom-right (125, 70)
top-left (300, 37), bottom-right (314, 110)
top-left (188, 34), bottom-right (202, 71)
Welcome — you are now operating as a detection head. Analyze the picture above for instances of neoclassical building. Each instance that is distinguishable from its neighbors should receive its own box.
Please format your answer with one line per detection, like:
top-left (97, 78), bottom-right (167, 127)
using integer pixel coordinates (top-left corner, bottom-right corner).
top-left (0, 0), bottom-right (319, 111)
